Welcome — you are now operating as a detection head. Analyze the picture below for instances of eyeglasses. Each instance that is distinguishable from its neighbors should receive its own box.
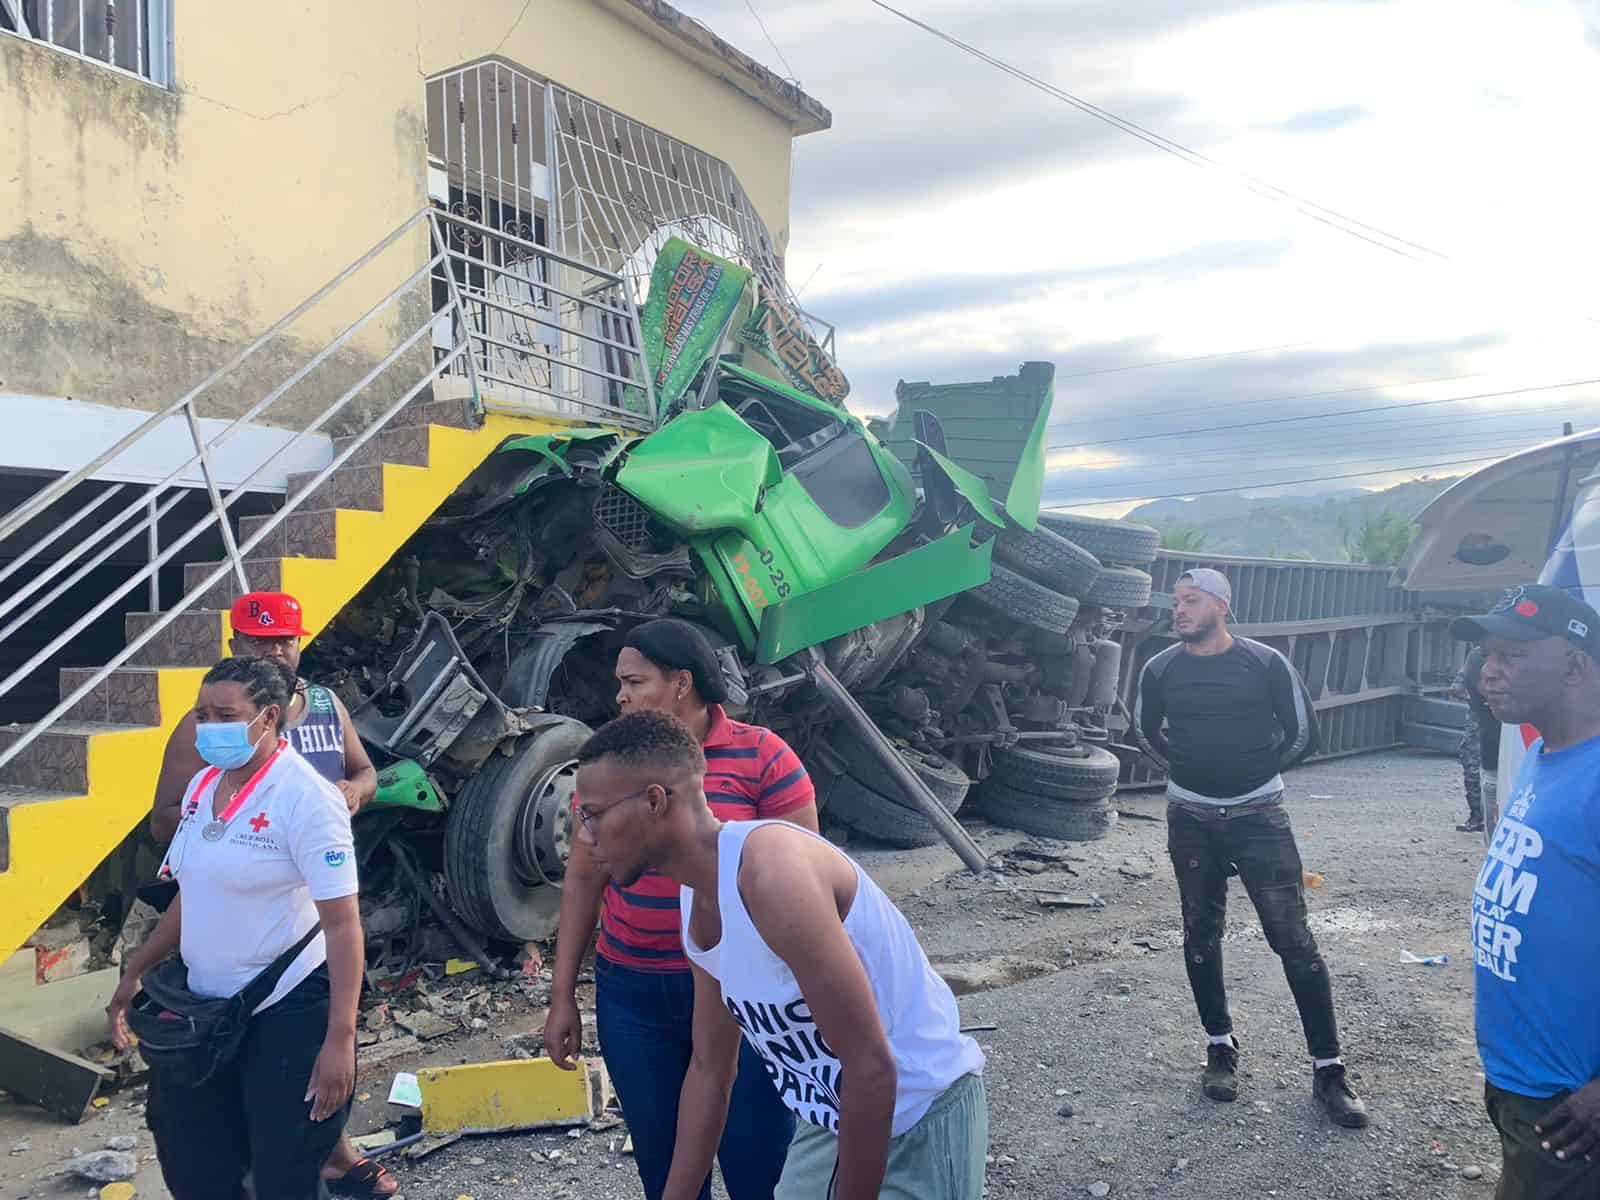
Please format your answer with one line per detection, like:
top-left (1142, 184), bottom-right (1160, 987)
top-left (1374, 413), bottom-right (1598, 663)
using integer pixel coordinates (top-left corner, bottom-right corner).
top-left (576, 785), bottom-right (670, 838)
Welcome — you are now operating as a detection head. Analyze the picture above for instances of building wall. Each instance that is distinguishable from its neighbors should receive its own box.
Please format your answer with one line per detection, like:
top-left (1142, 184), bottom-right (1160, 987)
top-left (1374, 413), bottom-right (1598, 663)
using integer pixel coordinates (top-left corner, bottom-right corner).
top-left (0, 1), bottom-right (799, 426)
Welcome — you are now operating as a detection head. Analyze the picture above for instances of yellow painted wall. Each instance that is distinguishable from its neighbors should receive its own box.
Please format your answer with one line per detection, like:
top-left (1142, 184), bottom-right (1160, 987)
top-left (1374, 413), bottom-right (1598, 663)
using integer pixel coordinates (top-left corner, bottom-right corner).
top-left (0, 1), bottom-right (800, 420)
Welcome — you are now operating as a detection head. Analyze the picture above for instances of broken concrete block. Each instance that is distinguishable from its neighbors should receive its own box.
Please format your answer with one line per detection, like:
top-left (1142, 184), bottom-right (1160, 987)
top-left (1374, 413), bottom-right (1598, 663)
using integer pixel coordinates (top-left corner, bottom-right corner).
top-left (394, 1010), bottom-right (456, 1041)
top-left (34, 939), bottom-right (91, 984)
top-left (418, 1058), bottom-right (594, 1135)
top-left (66, 1149), bottom-right (137, 1183)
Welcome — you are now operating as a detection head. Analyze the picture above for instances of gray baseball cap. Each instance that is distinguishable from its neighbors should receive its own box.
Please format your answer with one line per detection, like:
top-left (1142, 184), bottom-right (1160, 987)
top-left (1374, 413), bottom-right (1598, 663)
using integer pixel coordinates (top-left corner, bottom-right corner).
top-left (1177, 568), bottom-right (1232, 606)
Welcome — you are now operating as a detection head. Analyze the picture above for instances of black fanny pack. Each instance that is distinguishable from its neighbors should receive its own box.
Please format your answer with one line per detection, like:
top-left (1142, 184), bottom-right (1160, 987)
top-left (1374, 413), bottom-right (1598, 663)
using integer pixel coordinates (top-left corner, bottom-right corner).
top-left (126, 923), bottom-right (321, 1088)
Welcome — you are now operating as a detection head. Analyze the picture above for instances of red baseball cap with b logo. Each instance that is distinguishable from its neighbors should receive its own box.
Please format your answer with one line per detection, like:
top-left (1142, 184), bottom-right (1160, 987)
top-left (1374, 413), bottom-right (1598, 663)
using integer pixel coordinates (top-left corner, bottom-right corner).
top-left (229, 592), bottom-right (307, 639)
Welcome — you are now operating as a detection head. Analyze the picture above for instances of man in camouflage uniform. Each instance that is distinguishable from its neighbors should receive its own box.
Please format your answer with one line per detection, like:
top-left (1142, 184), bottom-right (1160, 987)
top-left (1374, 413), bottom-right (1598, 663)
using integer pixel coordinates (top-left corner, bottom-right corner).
top-left (1451, 646), bottom-right (1500, 834)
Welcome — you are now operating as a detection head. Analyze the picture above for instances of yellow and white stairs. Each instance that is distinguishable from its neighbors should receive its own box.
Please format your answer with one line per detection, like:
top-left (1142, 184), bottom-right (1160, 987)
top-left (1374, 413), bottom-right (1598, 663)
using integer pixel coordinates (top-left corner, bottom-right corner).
top-left (0, 396), bottom-right (572, 963)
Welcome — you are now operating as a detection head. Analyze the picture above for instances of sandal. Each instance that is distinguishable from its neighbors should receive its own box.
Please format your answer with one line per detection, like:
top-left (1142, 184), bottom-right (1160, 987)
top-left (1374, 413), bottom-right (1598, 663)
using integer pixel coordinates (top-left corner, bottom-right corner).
top-left (328, 1157), bottom-right (399, 1198)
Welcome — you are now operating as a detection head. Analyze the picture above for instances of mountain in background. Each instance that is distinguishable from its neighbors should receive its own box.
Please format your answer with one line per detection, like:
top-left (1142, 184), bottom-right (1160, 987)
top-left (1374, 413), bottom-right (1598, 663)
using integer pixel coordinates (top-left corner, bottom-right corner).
top-left (1124, 476), bottom-right (1457, 561)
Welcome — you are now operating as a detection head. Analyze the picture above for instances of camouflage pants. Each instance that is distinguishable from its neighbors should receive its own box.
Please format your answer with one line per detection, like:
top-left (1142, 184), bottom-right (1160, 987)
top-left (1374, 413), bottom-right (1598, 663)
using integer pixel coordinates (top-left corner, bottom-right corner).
top-left (1459, 710), bottom-right (1484, 824)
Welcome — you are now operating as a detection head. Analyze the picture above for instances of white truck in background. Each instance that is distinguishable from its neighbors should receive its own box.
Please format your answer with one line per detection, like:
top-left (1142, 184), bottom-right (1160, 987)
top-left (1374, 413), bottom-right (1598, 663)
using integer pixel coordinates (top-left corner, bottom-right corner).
top-left (1397, 430), bottom-right (1600, 829)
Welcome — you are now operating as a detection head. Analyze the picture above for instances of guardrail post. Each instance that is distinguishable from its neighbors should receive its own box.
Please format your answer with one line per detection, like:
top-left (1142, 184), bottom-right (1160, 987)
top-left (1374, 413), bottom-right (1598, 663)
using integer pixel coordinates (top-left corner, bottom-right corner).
top-left (146, 492), bottom-right (160, 611)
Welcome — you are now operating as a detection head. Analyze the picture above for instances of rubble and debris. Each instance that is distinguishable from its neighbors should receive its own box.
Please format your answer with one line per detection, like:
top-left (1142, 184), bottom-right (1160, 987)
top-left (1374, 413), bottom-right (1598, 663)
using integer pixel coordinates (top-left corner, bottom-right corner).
top-left (387, 1072), bottom-right (423, 1108)
top-left (1400, 950), bottom-right (1450, 966)
top-left (395, 1010), bottom-right (457, 1041)
top-left (446, 959), bottom-right (479, 976)
top-left (65, 1149), bottom-right (138, 1183)
top-left (104, 1134), bottom-right (137, 1151)
top-left (351, 1130), bottom-right (399, 1153)
top-left (99, 1184), bottom-right (136, 1200)
top-left (1036, 893), bottom-right (1106, 909)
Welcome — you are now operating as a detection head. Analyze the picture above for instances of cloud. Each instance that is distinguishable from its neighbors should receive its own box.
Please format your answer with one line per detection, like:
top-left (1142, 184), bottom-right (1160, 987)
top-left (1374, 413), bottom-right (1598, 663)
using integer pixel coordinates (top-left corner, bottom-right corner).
top-left (808, 239), bottom-right (1289, 332)
top-left (1275, 104), bottom-right (1371, 134)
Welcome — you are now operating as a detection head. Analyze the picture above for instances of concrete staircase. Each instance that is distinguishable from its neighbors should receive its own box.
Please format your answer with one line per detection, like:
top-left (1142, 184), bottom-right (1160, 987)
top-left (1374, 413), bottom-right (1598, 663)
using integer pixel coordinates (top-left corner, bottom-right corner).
top-left (0, 396), bottom-right (574, 962)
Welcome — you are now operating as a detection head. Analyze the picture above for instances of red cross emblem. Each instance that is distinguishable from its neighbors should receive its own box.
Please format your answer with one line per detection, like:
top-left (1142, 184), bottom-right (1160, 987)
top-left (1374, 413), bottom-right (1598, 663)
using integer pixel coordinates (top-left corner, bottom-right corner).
top-left (249, 812), bottom-right (270, 833)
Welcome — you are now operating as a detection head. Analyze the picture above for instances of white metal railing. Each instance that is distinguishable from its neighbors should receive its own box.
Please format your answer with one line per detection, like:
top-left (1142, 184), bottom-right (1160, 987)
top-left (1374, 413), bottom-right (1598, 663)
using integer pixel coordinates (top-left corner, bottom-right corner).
top-left (0, 0), bottom-right (172, 87)
top-left (0, 208), bottom-right (652, 777)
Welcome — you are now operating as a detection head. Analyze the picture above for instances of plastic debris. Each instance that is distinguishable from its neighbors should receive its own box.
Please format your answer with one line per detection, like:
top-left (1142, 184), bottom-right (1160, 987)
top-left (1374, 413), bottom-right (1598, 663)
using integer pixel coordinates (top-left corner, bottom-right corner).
top-left (1401, 950), bottom-right (1449, 966)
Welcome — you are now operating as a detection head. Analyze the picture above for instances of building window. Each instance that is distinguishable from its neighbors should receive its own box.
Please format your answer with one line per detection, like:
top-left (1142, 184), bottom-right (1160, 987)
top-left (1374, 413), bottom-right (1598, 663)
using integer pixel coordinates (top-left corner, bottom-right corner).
top-left (0, 0), bottom-right (172, 86)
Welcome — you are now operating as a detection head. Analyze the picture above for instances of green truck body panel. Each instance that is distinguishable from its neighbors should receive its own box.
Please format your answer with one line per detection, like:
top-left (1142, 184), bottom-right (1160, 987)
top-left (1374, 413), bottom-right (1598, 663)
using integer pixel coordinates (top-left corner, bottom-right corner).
top-left (880, 361), bottom-right (1055, 522)
top-left (754, 525), bottom-right (995, 663)
top-left (368, 759), bottom-right (446, 814)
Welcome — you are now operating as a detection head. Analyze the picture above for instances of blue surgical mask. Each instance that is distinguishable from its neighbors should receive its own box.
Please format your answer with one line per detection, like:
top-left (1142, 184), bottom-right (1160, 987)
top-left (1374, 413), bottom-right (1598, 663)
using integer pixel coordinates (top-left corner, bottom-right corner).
top-left (195, 715), bottom-right (267, 769)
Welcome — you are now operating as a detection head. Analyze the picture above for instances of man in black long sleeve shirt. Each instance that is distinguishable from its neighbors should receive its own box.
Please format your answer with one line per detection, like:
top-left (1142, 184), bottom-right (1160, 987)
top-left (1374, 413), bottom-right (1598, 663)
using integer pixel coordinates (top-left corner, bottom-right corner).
top-left (1135, 568), bottom-right (1368, 1128)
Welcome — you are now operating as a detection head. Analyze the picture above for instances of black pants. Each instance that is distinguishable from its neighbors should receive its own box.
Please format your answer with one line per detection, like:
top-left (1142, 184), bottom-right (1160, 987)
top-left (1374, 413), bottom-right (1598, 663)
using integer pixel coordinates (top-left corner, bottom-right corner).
top-left (1167, 799), bottom-right (1342, 1060)
top-left (147, 968), bottom-right (351, 1200)
top-left (1485, 1082), bottom-right (1600, 1199)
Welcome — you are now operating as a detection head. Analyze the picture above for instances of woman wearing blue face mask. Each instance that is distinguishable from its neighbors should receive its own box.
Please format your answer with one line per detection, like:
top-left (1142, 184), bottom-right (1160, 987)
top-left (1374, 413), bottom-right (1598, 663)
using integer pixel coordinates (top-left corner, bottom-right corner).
top-left (107, 657), bottom-right (363, 1200)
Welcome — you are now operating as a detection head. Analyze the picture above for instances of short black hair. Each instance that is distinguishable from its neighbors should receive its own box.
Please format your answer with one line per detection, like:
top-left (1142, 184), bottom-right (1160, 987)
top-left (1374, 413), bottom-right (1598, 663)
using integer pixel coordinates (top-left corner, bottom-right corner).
top-left (202, 656), bottom-right (295, 732)
top-left (578, 710), bottom-right (706, 775)
top-left (623, 619), bottom-right (730, 705)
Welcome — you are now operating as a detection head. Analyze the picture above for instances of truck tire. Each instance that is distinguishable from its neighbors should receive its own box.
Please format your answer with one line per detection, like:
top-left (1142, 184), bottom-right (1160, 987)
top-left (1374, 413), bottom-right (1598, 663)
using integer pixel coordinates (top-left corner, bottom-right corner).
top-left (445, 717), bottom-right (591, 942)
top-left (977, 780), bottom-right (1118, 841)
top-left (1084, 565), bottom-right (1153, 609)
top-left (835, 735), bottom-right (971, 812)
top-left (827, 775), bottom-right (944, 848)
top-left (991, 743), bottom-right (1120, 800)
top-left (972, 564), bottom-right (1081, 634)
top-left (1039, 513), bottom-right (1159, 567)
top-left (993, 525), bottom-right (1101, 597)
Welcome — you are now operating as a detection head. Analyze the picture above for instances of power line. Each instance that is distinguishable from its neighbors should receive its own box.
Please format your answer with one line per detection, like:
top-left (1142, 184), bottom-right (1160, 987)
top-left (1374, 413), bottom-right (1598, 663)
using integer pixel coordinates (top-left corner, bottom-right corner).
top-left (1052, 420), bottom-right (1585, 481)
top-left (1053, 401), bottom-right (1600, 466)
top-left (1040, 452), bottom-right (1517, 511)
top-left (1047, 377), bottom-right (1600, 451)
top-left (742, 0), bottom-right (798, 79)
top-left (1048, 369), bottom-right (1490, 432)
top-left (867, 0), bottom-right (1446, 263)
top-left (1052, 340), bottom-right (1317, 383)
top-left (1052, 431), bottom-right (1560, 495)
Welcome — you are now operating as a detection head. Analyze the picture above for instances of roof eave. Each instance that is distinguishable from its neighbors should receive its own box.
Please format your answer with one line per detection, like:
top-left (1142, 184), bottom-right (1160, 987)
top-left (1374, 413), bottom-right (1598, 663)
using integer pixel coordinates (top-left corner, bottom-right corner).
top-left (594, 0), bottom-right (833, 135)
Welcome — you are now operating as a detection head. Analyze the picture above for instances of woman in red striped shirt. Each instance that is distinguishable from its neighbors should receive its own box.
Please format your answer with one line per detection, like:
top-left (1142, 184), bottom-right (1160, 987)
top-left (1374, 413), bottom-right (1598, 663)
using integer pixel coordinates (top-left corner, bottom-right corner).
top-left (545, 619), bottom-right (817, 1200)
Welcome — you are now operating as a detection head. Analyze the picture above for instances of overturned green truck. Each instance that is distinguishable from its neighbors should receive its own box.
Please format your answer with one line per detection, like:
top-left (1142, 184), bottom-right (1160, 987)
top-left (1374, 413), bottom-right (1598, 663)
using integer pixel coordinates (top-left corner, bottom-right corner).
top-left (308, 239), bottom-right (1158, 944)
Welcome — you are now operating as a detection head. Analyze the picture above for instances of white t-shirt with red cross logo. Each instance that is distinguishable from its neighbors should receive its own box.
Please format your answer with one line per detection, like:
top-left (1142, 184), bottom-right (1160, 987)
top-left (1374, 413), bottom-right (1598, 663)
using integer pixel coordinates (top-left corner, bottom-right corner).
top-left (160, 746), bottom-right (358, 1013)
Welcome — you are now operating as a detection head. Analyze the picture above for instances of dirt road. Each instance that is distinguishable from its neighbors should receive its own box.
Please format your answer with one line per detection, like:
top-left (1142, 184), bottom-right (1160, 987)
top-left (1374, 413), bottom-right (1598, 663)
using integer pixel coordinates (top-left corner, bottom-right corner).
top-left (0, 747), bottom-right (1502, 1199)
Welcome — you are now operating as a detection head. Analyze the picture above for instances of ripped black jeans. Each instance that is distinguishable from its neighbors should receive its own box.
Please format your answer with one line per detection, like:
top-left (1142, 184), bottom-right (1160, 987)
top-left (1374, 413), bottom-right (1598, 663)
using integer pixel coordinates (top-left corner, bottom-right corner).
top-left (1167, 798), bottom-right (1342, 1060)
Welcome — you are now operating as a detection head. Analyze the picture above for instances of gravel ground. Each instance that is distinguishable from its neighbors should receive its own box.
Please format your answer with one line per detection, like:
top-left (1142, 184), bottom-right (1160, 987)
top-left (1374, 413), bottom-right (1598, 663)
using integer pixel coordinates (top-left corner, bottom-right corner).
top-left (0, 747), bottom-right (1501, 1199)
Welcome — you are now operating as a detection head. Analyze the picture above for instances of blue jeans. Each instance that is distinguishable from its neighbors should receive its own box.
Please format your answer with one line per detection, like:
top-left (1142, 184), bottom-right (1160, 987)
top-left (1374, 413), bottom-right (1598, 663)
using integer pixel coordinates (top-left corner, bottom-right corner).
top-left (595, 956), bottom-right (794, 1200)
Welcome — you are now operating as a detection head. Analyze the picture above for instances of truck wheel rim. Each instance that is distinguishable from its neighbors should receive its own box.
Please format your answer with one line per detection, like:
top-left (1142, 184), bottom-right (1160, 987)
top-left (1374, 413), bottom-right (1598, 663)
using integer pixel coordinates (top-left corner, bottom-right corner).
top-left (515, 758), bottom-right (577, 884)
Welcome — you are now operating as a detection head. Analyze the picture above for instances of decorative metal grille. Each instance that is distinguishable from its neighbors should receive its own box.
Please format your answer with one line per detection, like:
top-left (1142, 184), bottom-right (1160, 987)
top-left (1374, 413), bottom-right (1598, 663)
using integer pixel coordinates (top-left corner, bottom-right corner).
top-left (0, 0), bottom-right (172, 85)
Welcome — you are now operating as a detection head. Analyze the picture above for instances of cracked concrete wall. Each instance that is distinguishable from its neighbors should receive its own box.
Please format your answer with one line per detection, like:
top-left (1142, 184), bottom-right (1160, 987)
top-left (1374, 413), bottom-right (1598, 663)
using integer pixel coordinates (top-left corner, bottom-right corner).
top-left (0, 0), bottom-right (800, 427)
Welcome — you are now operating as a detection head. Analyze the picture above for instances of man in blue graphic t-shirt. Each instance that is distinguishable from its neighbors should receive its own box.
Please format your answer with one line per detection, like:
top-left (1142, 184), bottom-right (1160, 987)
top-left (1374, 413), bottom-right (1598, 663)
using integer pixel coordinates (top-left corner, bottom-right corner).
top-left (1453, 584), bottom-right (1600, 1198)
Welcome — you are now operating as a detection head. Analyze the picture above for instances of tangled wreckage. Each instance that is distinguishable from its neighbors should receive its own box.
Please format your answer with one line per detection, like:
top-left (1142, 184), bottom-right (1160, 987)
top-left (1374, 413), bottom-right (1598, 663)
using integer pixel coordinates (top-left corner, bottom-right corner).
top-left (305, 238), bottom-right (1160, 946)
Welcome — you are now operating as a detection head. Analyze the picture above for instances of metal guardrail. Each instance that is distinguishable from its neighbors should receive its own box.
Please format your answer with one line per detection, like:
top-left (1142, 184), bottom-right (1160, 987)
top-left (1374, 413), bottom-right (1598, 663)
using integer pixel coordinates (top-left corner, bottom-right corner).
top-left (1113, 552), bottom-right (1470, 788)
top-left (0, 208), bottom-right (653, 778)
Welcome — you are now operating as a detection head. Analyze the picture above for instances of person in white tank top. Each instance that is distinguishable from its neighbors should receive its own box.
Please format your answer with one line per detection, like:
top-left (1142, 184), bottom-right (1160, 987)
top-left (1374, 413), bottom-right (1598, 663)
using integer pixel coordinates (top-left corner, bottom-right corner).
top-left (571, 710), bottom-right (987, 1200)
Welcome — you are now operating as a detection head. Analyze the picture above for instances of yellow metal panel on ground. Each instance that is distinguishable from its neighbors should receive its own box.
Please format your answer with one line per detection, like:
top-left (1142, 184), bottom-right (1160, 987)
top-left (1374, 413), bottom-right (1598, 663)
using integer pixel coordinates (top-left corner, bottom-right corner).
top-left (418, 1057), bottom-right (594, 1134)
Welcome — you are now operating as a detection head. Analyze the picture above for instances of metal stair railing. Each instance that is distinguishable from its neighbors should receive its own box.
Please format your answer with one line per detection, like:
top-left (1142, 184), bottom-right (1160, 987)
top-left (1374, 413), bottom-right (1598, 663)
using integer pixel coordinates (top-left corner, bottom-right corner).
top-left (0, 209), bottom-right (655, 778)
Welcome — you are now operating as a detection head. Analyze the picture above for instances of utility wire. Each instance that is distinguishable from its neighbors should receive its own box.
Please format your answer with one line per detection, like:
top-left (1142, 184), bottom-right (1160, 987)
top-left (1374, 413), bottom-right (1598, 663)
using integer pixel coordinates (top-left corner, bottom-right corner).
top-left (1047, 377), bottom-right (1600, 451)
top-left (1053, 340), bottom-right (1317, 382)
top-left (1047, 369), bottom-right (1490, 432)
top-left (867, 0), bottom-right (1446, 263)
top-left (1055, 432), bottom-right (1560, 495)
top-left (1054, 401), bottom-right (1600, 464)
top-left (742, 0), bottom-right (798, 80)
top-left (1040, 453), bottom-right (1520, 511)
top-left (1052, 420), bottom-right (1589, 481)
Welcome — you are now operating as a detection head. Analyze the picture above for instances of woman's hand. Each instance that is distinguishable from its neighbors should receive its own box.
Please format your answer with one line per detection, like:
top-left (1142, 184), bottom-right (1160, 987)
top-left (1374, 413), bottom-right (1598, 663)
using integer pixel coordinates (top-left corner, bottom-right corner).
top-left (543, 996), bottom-right (585, 1070)
top-left (305, 1035), bottom-right (356, 1121)
top-left (106, 976), bottom-right (141, 1050)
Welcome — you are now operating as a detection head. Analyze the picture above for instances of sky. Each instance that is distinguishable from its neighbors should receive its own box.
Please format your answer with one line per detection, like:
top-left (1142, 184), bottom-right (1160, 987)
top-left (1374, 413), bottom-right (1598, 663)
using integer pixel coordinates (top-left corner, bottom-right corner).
top-left (675, 0), bottom-right (1600, 516)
